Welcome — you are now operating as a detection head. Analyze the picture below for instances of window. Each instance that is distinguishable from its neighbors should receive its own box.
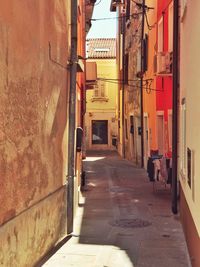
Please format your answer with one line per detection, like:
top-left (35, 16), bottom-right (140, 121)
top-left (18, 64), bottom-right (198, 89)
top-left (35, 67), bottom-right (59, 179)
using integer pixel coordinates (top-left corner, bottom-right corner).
top-left (168, 2), bottom-right (173, 52)
top-left (157, 112), bottom-right (164, 155)
top-left (187, 147), bottom-right (192, 188)
top-left (125, 118), bottom-right (128, 139)
top-left (142, 34), bottom-right (149, 73)
top-left (124, 54), bottom-right (129, 84)
top-left (180, 98), bottom-right (186, 176)
top-left (126, 0), bottom-right (130, 22)
top-left (158, 17), bottom-right (164, 52)
top-left (130, 115), bottom-right (134, 134)
top-left (92, 80), bottom-right (106, 99)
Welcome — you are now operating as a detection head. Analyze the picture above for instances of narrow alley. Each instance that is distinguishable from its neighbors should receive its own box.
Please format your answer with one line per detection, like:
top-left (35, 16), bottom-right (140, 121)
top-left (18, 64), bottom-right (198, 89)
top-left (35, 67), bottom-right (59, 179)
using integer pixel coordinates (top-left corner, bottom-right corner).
top-left (1, 0), bottom-right (200, 266)
top-left (41, 151), bottom-right (190, 267)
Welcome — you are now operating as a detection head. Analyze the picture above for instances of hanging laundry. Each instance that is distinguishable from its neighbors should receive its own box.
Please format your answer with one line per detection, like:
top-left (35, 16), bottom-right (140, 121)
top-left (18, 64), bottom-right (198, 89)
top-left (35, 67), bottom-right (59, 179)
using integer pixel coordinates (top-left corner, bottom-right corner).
top-left (147, 157), bottom-right (155, 181)
top-left (153, 159), bottom-right (161, 181)
top-left (160, 157), bottom-right (168, 182)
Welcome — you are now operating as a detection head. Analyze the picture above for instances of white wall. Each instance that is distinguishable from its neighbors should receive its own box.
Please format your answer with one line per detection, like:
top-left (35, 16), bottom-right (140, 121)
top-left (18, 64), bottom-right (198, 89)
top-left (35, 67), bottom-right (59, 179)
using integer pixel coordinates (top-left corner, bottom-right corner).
top-left (179, 0), bottom-right (200, 236)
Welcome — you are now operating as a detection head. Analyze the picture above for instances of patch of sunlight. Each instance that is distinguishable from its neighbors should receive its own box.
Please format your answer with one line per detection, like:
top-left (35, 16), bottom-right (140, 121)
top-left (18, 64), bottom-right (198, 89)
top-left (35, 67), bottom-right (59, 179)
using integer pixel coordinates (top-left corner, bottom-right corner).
top-left (83, 156), bottom-right (105, 162)
top-left (94, 245), bottom-right (134, 267)
top-left (133, 199), bottom-right (139, 203)
top-left (87, 182), bottom-right (96, 187)
top-left (60, 195), bottom-right (135, 267)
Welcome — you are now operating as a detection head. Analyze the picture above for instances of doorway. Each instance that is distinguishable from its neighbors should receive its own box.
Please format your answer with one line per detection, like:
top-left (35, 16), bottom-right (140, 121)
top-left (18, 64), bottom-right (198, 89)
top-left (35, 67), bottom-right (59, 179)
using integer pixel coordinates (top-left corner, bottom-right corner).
top-left (157, 112), bottom-right (164, 155)
top-left (92, 120), bottom-right (108, 145)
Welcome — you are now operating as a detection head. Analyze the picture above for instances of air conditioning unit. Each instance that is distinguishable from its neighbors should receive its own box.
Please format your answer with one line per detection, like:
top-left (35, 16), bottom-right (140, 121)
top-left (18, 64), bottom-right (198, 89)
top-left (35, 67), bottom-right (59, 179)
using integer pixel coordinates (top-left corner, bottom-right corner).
top-left (86, 62), bottom-right (97, 82)
top-left (155, 52), bottom-right (173, 75)
top-left (165, 51), bottom-right (173, 73)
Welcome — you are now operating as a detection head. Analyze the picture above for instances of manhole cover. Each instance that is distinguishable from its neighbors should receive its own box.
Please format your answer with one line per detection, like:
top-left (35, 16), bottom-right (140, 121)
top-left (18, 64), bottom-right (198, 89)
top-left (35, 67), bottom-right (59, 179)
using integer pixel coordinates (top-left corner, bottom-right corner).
top-left (110, 218), bottom-right (152, 228)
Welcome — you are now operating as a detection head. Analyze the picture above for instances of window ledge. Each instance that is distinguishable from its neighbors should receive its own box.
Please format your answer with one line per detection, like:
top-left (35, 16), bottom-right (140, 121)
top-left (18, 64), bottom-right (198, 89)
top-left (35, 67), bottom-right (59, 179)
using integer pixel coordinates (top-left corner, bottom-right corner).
top-left (91, 97), bottom-right (109, 102)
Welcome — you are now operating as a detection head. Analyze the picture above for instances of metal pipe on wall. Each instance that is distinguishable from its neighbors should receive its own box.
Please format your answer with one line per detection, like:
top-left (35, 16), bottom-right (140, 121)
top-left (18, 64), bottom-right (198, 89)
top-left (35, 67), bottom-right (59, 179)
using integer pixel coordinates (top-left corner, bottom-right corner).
top-left (171, 0), bottom-right (179, 215)
top-left (67, 0), bottom-right (78, 234)
top-left (140, 0), bottom-right (145, 168)
top-left (122, 15), bottom-right (126, 159)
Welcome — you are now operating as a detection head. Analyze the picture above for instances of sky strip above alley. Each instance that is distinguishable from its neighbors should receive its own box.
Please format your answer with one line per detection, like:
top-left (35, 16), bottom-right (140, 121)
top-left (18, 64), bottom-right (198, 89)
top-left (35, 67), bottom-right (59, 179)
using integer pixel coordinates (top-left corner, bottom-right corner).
top-left (87, 0), bottom-right (117, 38)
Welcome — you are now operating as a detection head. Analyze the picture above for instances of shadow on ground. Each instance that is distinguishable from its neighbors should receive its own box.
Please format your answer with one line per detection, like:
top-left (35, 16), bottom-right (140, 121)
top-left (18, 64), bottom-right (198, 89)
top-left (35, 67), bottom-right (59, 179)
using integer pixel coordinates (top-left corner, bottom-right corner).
top-left (41, 150), bottom-right (190, 267)
top-left (75, 150), bottom-right (190, 267)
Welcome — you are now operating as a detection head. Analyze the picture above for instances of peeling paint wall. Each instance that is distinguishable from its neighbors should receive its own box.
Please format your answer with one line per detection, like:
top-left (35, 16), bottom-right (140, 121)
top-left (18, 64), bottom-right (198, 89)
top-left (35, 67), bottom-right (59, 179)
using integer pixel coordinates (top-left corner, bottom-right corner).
top-left (0, 187), bottom-right (67, 267)
top-left (0, 0), bottom-right (71, 266)
top-left (124, 1), bottom-right (142, 165)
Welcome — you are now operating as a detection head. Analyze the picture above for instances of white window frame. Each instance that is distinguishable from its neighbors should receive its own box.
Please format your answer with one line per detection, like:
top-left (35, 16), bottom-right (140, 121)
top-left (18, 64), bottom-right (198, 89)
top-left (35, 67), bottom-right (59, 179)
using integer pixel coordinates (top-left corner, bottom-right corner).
top-left (168, 2), bottom-right (174, 52)
top-left (168, 109), bottom-right (172, 151)
top-left (92, 80), bottom-right (107, 99)
top-left (180, 99), bottom-right (186, 177)
top-left (156, 110), bottom-right (165, 155)
top-left (158, 17), bottom-right (164, 53)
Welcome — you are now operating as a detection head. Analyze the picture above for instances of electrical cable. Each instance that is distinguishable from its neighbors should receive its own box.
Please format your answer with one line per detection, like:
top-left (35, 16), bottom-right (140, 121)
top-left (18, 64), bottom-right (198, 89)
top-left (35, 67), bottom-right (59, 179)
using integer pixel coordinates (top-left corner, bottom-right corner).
top-left (131, 0), bottom-right (154, 10)
top-left (96, 78), bottom-right (163, 92)
top-left (144, 11), bottom-right (154, 30)
top-left (98, 77), bottom-right (154, 82)
top-left (90, 12), bottom-right (143, 21)
top-left (143, 1), bottom-right (173, 31)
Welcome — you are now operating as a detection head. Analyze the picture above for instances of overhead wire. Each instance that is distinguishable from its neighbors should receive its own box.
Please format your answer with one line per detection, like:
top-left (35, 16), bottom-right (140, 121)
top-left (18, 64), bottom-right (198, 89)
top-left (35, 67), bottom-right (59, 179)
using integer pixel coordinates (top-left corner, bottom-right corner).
top-left (98, 77), bottom-right (154, 82)
top-left (96, 78), bottom-right (163, 93)
top-left (143, 0), bottom-right (173, 31)
top-left (89, 1), bottom-right (163, 94)
top-left (90, 12), bottom-right (143, 21)
top-left (131, 0), bottom-right (154, 10)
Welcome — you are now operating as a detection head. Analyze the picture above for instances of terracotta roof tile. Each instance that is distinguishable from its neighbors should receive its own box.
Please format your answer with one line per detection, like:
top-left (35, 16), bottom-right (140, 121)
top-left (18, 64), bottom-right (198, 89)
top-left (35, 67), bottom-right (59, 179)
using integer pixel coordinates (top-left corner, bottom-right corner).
top-left (86, 38), bottom-right (116, 59)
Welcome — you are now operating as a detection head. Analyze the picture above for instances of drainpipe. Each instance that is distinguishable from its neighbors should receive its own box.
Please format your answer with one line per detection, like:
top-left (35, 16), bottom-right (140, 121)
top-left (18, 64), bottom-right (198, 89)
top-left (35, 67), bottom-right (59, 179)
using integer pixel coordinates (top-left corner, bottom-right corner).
top-left (122, 15), bottom-right (126, 158)
top-left (140, 0), bottom-right (145, 168)
top-left (67, 0), bottom-right (78, 234)
top-left (171, 0), bottom-right (179, 214)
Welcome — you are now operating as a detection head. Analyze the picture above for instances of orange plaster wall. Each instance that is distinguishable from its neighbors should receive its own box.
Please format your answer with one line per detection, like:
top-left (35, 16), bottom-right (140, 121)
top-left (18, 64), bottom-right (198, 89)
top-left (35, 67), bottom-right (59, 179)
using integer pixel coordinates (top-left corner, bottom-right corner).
top-left (143, 0), bottom-right (157, 150)
top-left (0, 0), bottom-right (71, 226)
top-left (0, 2), bottom-right (72, 265)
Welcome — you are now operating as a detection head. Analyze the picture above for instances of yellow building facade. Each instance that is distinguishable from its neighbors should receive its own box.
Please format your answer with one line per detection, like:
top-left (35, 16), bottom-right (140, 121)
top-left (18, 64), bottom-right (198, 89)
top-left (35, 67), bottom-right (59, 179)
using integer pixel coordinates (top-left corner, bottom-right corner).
top-left (85, 38), bottom-right (118, 151)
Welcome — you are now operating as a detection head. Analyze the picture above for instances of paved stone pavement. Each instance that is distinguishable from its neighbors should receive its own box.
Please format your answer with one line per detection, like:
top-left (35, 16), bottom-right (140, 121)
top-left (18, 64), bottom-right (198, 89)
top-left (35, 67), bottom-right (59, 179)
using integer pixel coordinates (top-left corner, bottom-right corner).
top-left (42, 151), bottom-right (191, 267)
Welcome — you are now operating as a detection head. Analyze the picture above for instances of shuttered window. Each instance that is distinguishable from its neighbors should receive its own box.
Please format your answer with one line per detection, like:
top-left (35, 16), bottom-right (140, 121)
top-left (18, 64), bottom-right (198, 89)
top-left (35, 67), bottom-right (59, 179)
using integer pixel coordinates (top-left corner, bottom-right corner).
top-left (92, 80), bottom-right (106, 99)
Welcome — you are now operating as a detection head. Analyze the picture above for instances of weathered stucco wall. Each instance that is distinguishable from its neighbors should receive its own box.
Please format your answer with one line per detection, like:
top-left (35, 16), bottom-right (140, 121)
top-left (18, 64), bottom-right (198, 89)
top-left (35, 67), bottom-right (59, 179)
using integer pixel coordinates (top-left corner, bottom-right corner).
top-left (123, 1), bottom-right (142, 165)
top-left (0, 187), bottom-right (67, 267)
top-left (0, 0), bottom-right (71, 265)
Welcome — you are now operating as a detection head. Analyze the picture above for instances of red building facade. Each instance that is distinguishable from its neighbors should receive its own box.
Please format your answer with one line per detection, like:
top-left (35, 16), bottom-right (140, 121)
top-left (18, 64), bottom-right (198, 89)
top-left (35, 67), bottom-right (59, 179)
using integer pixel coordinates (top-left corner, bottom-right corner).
top-left (156, 0), bottom-right (173, 157)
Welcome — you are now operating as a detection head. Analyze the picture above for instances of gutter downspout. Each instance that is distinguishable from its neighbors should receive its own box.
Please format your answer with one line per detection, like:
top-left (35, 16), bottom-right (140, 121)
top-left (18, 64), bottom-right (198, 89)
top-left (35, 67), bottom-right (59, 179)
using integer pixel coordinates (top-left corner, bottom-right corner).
top-left (122, 15), bottom-right (126, 158)
top-left (172, 0), bottom-right (179, 214)
top-left (140, 0), bottom-right (145, 168)
top-left (67, 0), bottom-right (78, 234)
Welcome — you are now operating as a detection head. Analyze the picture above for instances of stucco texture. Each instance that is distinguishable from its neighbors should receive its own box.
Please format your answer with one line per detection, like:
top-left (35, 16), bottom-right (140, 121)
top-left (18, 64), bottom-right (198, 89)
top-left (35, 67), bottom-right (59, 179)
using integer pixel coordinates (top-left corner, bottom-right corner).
top-left (179, 0), bottom-right (200, 237)
top-left (0, 0), bottom-right (71, 266)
